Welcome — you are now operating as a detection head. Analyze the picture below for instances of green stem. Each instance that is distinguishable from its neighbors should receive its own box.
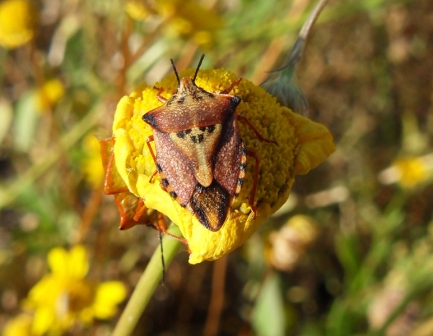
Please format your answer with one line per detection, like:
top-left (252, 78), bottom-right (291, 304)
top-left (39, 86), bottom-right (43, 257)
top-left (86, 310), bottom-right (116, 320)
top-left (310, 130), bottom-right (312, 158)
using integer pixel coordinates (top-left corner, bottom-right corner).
top-left (112, 225), bottom-right (182, 336)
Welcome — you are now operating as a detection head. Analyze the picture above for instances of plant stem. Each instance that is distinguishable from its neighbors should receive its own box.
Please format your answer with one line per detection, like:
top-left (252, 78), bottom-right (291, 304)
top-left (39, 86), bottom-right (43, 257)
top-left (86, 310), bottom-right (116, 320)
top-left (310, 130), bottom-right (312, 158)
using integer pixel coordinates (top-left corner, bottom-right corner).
top-left (112, 224), bottom-right (182, 336)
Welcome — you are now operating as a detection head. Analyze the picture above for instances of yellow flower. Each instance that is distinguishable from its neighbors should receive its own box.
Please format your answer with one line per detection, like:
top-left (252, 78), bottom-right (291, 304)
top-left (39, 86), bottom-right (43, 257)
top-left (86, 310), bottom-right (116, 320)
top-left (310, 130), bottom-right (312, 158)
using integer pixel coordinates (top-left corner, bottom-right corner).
top-left (378, 154), bottom-right (433, 189)
top-left (37, 79), bottom-right (65, 112)
top-left (0, 0), bottom-right (37, 49)
top-left (23, 246), bottom-right (126, 335)
top-left (81, 134), bottom-right (105, 188)
top-left (110, 67), bottom-right (334, 264)
top-left (125, 1), bottom-right (150, 21)
top-left (3, 314), bottom-right (33, 336)
top-left (163, 0), bottom-right (224, 46)
top-left (268, 215), bottom-right (319, 271)
top-left (126, 0), bottom-right (223, 47)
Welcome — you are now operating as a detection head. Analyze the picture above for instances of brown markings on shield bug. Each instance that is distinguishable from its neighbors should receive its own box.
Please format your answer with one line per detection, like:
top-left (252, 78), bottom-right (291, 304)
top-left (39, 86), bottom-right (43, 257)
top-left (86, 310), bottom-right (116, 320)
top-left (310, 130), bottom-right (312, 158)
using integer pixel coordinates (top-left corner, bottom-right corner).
top-left (143, 55), bottom-right (277, 231)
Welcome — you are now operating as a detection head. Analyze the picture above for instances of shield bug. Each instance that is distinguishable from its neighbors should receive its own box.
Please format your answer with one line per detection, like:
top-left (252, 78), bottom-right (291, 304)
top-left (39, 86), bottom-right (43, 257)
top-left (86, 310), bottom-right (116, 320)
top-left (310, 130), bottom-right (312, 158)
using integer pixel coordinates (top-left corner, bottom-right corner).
top-left (143, 55), bottom-right (277, 231)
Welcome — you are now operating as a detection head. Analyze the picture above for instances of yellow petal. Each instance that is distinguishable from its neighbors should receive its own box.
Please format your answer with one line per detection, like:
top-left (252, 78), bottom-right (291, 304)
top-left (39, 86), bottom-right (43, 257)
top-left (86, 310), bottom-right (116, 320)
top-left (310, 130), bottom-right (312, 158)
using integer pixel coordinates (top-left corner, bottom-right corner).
top-left (287, 109), bottom-right (335, 175)
top-left (92, 281), bottom-right (127, 319)
top-left (47, 245), bottom-right (88, 279)
top-left (48, 247), bottom-right (69, 277)
top-left (113, 96), bottom-right (136, 132)
top-left (25, 275), bottom-right (57, 306)
top-left (31, 306), bottom-right (54, 336)
top-left (113, 127), bottom-right (139, 195)
top-left (3, 314), bottom-right (33, 336)
top-left (68, 245), bottom-right (89, 280)
top-left (393, 157), bottom-right (430, 188)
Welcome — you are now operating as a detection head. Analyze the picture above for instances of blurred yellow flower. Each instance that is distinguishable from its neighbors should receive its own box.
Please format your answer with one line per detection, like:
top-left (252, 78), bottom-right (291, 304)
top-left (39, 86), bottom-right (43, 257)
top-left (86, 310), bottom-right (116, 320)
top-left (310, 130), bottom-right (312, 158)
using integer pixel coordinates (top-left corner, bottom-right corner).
top-left (268, 215), bottom-right (319, 271)
top-left (0, 0), bottom-right (37, 49)
top-left (109, 67), bottom-right (334, 264)
top-left (125, 1), bottom-right (150, 21)
top-left (81, 134), bottom-right (105, 188)
top-left (3, 314), bottom-right (33, 336)
top-left (22, 245), bottom-right (126, 335)
top-left (37, 79), bottom-right (65, 112)
top-left (378, 154), bottom-right (433, 188)
top-left (164, 0), bottom-right (224, 46)
top-left (125, 0), bottom-right (223, 46)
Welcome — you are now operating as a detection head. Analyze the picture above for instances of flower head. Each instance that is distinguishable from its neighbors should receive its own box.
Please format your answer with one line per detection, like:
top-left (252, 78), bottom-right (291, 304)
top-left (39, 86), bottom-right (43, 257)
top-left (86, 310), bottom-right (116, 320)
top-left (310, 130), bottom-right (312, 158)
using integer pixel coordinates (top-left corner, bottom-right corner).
top-left (37, 79), bottom-right (65, 112)
top-left (125, 1), bottom-right (150, 21)
top-left (378, 154), bottom-right (433, 189)
top-left (23, 246), bottom-right (126, 335)
top-left (125, 0), bottom-right (223, 47)
top-left (110, 67), bottom-right (334, 264)
top-left (0, 0), bottom-right (37, 49)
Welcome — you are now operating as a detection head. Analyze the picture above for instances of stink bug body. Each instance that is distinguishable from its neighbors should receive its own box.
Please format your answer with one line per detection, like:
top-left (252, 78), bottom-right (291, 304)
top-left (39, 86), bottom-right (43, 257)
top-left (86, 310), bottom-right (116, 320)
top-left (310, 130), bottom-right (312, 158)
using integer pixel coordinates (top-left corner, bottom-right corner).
top-left (143, 55), bottom-right (276, 231)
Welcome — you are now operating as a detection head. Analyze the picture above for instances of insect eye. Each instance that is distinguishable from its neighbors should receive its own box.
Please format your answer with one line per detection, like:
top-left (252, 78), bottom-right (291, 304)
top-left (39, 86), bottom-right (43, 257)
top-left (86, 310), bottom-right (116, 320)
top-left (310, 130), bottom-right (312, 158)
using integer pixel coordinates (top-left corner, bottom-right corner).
top-left (177, 131), bottom-right (185, 138)
top-left (208, 125), bottom-right (215, 133)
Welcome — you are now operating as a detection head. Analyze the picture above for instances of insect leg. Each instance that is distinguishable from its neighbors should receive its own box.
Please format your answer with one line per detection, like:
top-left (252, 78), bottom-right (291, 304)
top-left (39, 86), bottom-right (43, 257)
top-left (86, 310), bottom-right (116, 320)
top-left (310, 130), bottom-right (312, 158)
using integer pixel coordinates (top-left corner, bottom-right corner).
top-left (149, 169), bottom-right (159, 184)
top-left (133, 198), bottom-right (148, 222)
top-left (220, 78), bottom-right (242, 94)
top-left (154, 86), bottom-right (168, 103)
top-left (119, 196), bottom-right (189, 251)
top-left (237, 114), bottom-right (278, 145)
top-left (154, 212), bottom-right (190, 251)
top-left (146, 136), bottom-right (162, 185)
top-left (246, 149), bottom-right (259, 219)
top-left (146, 135), bottom-right (157, 163)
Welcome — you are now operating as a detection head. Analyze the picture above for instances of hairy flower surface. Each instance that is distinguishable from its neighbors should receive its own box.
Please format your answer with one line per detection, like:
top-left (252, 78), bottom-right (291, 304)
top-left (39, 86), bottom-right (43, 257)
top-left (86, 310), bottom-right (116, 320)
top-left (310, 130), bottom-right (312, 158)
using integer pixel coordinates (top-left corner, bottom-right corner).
top-left (111, 67), bottom-right (334, 264)
top-left (0, 0), bottom-right (36, 49)
top-left (23, 246), bottom-right (126, 335)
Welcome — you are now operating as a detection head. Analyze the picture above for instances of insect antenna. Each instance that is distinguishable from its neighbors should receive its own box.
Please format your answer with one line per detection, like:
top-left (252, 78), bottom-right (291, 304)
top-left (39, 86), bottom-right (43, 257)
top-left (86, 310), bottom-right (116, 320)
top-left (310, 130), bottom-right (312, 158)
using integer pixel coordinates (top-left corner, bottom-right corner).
top-left (170, 59), bottom-right (181, 87)
top-left (193, 54), bottom-right (205, 84)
